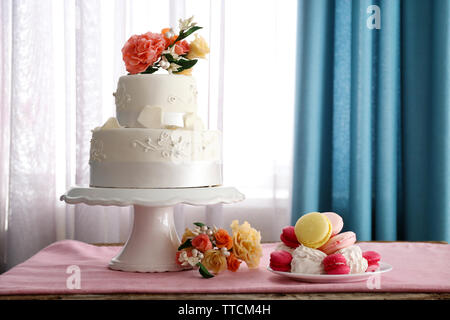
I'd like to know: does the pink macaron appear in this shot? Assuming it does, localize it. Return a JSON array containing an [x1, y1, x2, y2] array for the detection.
[[270, 250, 293, 272], [323, 253, 350, 275], [280, 226, 300, 248], [322, 212, 344, 236], [318, 231, 356, 255], [363, 251, 381, 272]]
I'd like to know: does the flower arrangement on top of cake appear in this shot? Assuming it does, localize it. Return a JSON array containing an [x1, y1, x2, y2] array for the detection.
[[122, 16, 209, 75]]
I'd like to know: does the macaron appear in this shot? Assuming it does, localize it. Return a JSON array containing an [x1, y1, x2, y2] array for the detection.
[[280, 226, 300, 248], [363, 251, 381, 272], [322, 253, 350, 275], [322, 212, 343, 236], [318, 231, 356, 255], [294, 212, 332, 249], [270, 250, 293, 272]]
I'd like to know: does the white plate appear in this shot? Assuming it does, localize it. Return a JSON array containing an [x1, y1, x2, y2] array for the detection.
[[267, 262, 393, 283]]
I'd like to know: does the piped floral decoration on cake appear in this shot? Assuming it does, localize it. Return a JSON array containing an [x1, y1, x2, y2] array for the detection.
[[176, 220, 262, 278], [122, 16, 210, 75]]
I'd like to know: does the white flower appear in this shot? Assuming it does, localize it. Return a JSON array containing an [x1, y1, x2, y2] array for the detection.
[[162, 46, 179, 60], [179, 15, 196, 31], [167, 62, 181, 74], [187, 256, 200, 267], [178, 250, 201, 267], [220, 247, 230, 257], [193, 226, 202, 234], [159, 56, 170, 70]]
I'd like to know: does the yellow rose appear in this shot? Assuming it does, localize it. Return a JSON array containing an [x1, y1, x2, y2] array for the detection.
[[230, 220, 262, 268], [187, 35, 210, 60], [181, 228, 196, 243], [201, 249, 227, 274]]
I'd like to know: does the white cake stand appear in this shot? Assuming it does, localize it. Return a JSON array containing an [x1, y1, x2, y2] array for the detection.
[[60, 186, 244, 272]]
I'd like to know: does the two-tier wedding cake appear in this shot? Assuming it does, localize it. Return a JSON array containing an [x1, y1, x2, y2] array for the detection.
[[89, 17, 222, 188]]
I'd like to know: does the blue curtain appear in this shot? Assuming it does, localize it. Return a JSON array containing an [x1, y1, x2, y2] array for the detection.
[[291, 0, 449, 241]]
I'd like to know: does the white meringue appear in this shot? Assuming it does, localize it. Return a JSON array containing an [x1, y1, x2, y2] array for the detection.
[[291, 245, 327, 274], [337, 245, 368, 274]]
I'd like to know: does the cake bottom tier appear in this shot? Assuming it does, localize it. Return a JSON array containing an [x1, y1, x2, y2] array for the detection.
[[90, 161, 222, 188]]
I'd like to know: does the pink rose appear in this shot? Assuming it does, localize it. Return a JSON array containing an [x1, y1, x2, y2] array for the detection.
[[122, 32, 166, 74], [174, 40, 190, 56], [280, 226, 300, 248], [191, 234, 213, 252]]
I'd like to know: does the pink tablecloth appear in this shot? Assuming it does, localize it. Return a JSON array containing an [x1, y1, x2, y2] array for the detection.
[[0, 240, 449, 295]]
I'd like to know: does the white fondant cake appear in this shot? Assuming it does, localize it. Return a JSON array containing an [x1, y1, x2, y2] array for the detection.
[[89, 74, 222, 188]]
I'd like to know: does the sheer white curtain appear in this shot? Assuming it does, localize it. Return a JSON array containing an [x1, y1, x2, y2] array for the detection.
[[0, 0, 297, 272]]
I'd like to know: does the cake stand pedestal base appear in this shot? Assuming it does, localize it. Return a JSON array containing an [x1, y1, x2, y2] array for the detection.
[[109, 205, 181, 272], [60, 186, 244, 272]]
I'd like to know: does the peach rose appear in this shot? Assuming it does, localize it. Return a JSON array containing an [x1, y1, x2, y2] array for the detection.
[[122, 32, 166, 74], [174, 40, 190, 56], [226, 252, 241, 272], [230, 220, 262, 268], [202, 249, 227, 274], [191, 234, 213, 252], [214, 229, 233, 250]]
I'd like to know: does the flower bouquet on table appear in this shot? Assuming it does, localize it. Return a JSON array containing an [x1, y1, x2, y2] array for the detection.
[[122, 16, 210, 75], [176, 220, 262, 278]]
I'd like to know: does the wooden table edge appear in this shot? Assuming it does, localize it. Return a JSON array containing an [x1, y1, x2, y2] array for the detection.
[[0, 292, 449, 300]]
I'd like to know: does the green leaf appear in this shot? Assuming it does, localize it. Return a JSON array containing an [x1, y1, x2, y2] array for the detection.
[[193, 222, 205, 227], [180, 26, 202, 39], [163, 54, 197, 69], [176, 58, 197, 69], [163, 53, 177, 63], [177, 239, 192, 250], [141, 65, 159, 74], [197, 262, 214, 279], [170, 26, 202, 47]]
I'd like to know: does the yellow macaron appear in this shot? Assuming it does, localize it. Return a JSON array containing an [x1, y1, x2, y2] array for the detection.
[[294, 212, 332, 249]]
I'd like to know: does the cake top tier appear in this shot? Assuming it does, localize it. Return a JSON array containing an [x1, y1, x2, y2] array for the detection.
[[114, 74, 199, 128]]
